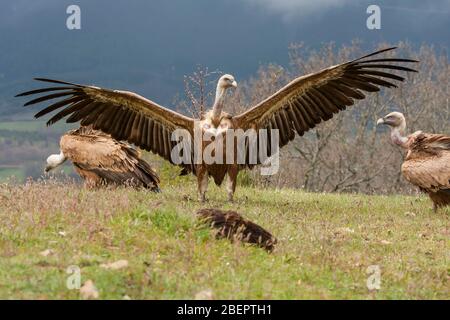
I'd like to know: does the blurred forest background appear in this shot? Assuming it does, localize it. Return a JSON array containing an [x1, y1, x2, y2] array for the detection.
[[1, 42, 448, 194], [1, 1, 449, 193]]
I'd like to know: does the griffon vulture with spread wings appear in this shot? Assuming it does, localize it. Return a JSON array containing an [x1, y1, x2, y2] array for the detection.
[[17, 47, 417, 202], [44, 126, 160, 191], [377, 112, 450, 211]]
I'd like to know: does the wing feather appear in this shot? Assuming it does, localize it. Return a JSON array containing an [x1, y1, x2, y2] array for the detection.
[[233, 47, 417, 167], [402, 134, 450, 192], [17, 80, 194, 164], [61, 128, 160, 190]]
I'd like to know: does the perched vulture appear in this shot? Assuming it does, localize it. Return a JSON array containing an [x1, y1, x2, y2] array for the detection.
[[16, 47, 417, 202], [377, 112, 450, 211], [45, 126, 160, 191], [197, 208, 277, 252]]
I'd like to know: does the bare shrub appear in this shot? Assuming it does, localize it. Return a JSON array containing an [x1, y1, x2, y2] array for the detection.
[[174, 66, 221, 118]]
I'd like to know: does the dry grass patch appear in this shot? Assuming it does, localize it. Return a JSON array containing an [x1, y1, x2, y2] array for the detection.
[[0, 180, 448, 299]]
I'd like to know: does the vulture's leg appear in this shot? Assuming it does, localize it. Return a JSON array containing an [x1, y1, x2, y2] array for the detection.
[[197, 168, 209, 202], [84, 177, 97, 189], [226, 166, 238, 202], [432, 202, 438, 213], [429, 193, 438, 212]]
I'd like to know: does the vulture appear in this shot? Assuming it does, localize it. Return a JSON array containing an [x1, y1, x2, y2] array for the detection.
[[16, 47, 417, 202], [197, 208, 277, 252], [45, 126, 160, 191], [377, 112, 450, 211]]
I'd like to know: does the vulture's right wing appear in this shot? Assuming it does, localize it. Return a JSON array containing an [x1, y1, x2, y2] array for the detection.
[[17, 79, 195, 165], [402, 133, 450, 192], [234, 47, 418, 165]]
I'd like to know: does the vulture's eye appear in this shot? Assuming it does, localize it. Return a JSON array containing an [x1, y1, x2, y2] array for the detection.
[[203, 123, 211, 129]]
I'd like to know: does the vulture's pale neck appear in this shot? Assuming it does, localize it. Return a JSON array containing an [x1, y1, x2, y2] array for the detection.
[[46, 151, 67, 170], [390, 121, 408, 148], [211, 84, 227, 124]]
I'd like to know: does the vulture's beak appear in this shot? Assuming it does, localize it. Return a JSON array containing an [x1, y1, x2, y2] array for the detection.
[[376, 118, 385, 125], [231, 80, 237, 88], [44, 166, 51, 173]]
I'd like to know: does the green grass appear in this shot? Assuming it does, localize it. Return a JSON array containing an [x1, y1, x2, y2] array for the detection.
[[0, 121, 72, 132], [0, 179, 448, 299], [0, 167, 25, 181]]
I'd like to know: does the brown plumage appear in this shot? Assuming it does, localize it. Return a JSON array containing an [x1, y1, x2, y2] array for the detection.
[[197, 208, 277, 252], [45, 126, 160, 191], [16, 47, 417, 201], [377, 112, 450, 211]]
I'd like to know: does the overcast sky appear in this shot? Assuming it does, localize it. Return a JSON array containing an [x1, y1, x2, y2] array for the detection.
[[0, 0, 449, 117]]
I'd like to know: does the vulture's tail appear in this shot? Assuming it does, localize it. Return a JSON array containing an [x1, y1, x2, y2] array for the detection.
[[135, 157, 161, 192], [93, 146, 161, 192], [90, 164, 161, 192]]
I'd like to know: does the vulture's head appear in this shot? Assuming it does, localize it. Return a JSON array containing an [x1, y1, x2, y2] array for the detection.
[[377, 112, 406, 129], [377, 111, 409, 147], [45, 152, 67, 172], [217, 74, 237, 89]]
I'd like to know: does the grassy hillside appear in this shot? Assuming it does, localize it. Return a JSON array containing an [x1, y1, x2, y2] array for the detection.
[[0, 178, 448, 299], [0, 120, 78, 182]]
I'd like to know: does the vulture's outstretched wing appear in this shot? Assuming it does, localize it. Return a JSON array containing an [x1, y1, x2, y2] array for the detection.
[[402, 133, 450, 193], [61, 127, 160, 190], [17, 79, 195, 165], [234, 47, 418, 165]]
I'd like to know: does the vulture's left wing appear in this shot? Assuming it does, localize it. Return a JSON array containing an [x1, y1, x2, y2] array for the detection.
[[233, 47, 418, 164]]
